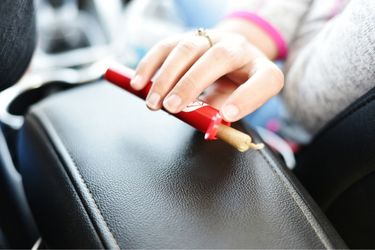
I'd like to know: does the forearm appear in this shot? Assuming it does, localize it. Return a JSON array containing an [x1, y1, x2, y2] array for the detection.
[[283, 0, 375, 134], [217, 19, 278, 60]]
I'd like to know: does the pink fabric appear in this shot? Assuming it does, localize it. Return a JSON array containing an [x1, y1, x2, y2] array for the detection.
[[328, 0, 345, 19], [226, 11, 288, 60]]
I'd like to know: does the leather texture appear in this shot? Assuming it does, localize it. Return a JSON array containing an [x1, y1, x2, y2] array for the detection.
[[18, 82, 346, 249], [295, 87, 375, 249]]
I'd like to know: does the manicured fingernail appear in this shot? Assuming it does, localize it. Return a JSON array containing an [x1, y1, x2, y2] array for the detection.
[[146, 92, 161, 109], [164, 94, 182, 113], [130, 75, 144, 90], [222, 104, 239, 121]]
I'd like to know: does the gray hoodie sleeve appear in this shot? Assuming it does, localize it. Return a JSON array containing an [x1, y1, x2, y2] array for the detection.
[[227, 0, 374, 134], [0, 0, 36, 90], [283, 0, 375, 134]]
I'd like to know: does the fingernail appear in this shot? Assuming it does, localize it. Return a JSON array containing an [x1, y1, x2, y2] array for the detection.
[[146, 92, 161, 109], [222, 104, 239, 121], [130, 75, 144, 90], [164, 94, 182, 113]]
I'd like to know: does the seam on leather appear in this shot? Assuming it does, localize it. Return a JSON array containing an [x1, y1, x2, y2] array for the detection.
[[257, 149, 334, 249], [29, 112, 121, 249], [26, 115, 105, 249], [322, 153, 375, 212], [326, 160, 375, 213]]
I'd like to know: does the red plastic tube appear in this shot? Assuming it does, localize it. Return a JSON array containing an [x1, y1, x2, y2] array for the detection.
[[105, 65, 231, 140]]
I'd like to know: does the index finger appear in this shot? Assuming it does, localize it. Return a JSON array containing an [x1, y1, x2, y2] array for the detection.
[[131, 36, 182, 90]]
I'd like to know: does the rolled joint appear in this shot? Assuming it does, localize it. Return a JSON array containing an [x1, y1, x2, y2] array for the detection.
[[216, 124, 264, 152]]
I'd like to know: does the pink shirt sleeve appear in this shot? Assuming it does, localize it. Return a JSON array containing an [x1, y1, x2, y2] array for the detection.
[[225, 0, 314, 60], [226, 11, 288, 60]]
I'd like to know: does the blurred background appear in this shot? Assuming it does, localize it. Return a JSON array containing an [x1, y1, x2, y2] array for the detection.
[[33, 0, 229, 71]]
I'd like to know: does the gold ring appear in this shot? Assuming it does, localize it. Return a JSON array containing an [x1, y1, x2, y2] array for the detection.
[[196, 28, 213, 48]]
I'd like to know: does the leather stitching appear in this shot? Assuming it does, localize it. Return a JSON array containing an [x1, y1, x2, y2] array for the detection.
[[60, 146, 121, 249], [31, 112, 121, 249], [26, 115, 107, 248], [257, 149, 333, 249]]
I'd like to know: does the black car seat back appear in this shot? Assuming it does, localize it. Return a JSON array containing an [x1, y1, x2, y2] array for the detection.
[[295, 87, 375, 248]]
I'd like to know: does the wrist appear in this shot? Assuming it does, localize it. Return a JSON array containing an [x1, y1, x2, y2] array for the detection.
[[217, 12, 287, 60]]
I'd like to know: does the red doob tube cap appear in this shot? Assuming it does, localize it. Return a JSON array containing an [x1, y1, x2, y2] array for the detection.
[[104, 65, 231, 140]]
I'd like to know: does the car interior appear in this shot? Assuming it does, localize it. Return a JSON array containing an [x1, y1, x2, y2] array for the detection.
[[0, 0, 374, 249]]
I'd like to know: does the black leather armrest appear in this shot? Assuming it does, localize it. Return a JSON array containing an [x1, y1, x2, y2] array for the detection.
[[17, 82, 345, 248]]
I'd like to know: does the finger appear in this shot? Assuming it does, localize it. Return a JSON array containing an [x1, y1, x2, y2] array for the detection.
[[131, 36, 181, 90], [146, 36, 214, 110], [220, 58, 284, 122], [163, 37, 250, 113], [199, 77, 238, 109]]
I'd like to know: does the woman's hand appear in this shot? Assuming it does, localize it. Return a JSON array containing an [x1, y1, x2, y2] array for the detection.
[[131, 29, 284, 122]]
